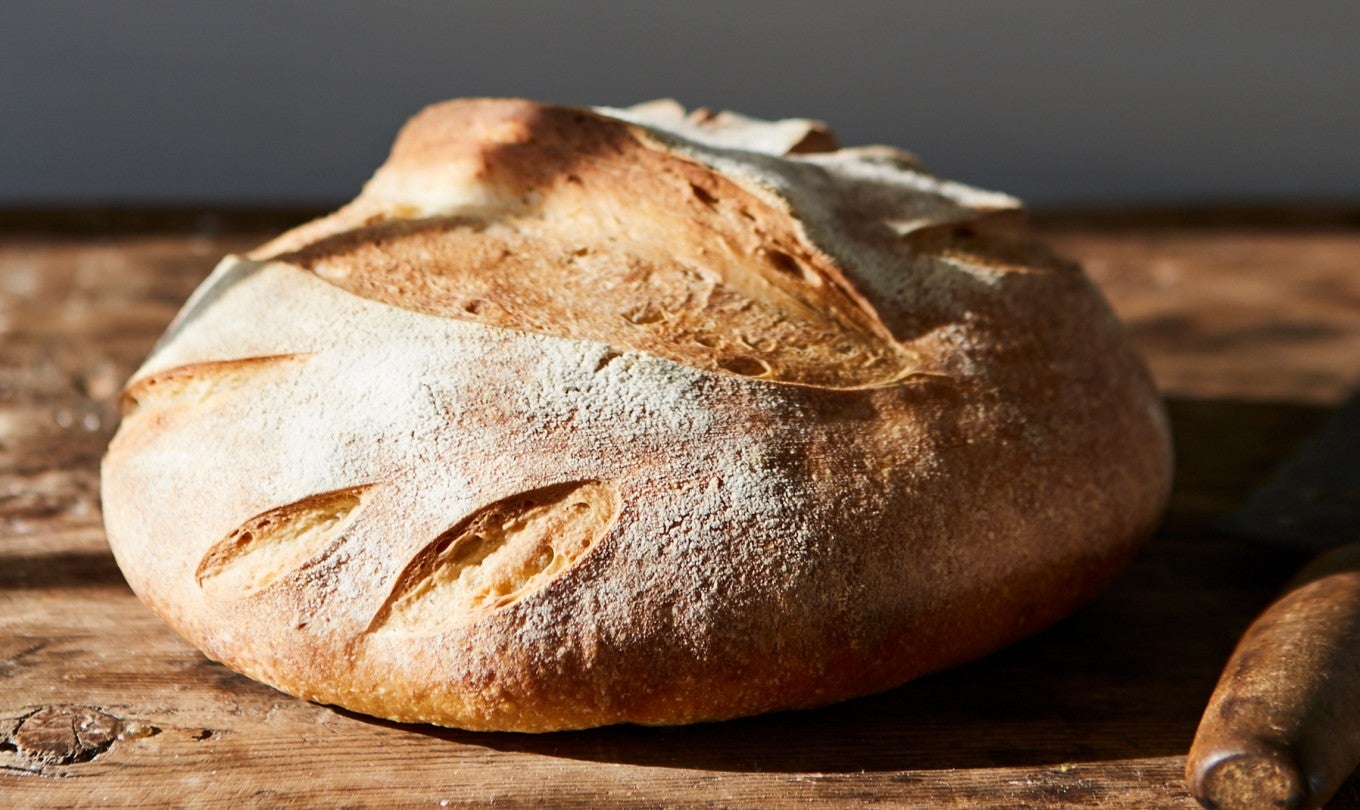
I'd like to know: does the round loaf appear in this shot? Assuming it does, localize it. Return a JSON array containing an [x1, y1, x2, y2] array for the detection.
[[101, 99, 1172, 732]]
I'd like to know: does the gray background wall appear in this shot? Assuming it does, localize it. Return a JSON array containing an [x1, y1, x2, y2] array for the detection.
[[3, 1, 1357, 207]]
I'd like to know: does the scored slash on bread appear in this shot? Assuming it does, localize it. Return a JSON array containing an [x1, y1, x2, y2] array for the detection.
[[255, 102, 909, 389], [369, 480, 620, 635], [101, 99, 1172, 732]]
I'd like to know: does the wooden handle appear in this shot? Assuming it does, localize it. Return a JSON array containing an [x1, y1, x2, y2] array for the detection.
[[1187, 542, 1360, 810]]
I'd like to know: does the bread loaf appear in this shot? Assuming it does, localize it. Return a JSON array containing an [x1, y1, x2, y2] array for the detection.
[[101, 99, 1172, 732]]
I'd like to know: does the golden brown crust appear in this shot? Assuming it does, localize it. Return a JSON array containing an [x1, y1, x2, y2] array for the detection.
[[254, 101, 908, 389], [101, 99, 1172, 732]]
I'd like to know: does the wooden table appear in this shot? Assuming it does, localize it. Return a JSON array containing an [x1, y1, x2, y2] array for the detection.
[[3, 210, 1359, 807]]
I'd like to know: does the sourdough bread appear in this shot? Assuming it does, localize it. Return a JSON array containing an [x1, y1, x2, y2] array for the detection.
[[101, 99, 1172, 732]]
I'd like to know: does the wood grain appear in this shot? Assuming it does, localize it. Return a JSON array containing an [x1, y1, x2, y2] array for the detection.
[[2, 216, 1359, 807]]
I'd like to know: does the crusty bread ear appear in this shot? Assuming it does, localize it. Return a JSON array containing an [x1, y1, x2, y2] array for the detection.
[[251, 100, 917, 389], [254, 102, 907, 389], [102, 99, 1171, 732]]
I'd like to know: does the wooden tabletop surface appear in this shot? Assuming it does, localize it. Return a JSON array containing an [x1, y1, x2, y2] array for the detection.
[[2, 210, 1359, 807]]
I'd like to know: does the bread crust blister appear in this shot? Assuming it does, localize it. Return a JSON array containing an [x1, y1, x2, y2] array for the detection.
[[101, 99, 1172, 731]]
